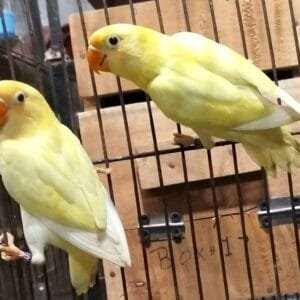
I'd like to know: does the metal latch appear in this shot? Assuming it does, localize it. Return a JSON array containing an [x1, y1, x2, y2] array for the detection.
[[140, 212, 185, 244], [258, 196, 300, 228]]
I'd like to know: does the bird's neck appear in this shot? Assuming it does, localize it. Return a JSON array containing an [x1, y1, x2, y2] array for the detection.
[[0, 112, 58, 140], [112, 34, 170, 90]]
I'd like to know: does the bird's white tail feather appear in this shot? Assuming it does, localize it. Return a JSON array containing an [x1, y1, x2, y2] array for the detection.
[[43, 189, 131, 267]]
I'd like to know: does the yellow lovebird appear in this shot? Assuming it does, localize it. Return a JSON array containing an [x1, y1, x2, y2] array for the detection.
[[87, 24, 300, 176], [0, 80, 131, 294]]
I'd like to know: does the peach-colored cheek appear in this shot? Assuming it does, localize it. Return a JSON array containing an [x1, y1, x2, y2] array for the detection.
[[0, 98, 8, 126]]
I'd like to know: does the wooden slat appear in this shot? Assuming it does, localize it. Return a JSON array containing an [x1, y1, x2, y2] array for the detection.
[[69, 0, 300, 98], [110, 215, 300, 299], [85, 77, 300, 299], [79, 78, 300, 190]]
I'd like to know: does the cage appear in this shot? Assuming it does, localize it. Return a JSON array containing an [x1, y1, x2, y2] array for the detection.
[[0, 0, 300, 299]]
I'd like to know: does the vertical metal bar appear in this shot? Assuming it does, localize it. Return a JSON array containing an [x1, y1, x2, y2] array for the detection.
[[115, 77, 153, 300], [0, 1, 52, 299], [146, 1, 181, 298], [45, 0, 60, 52], [206, 150, 229, 299], [231, 145, 255, 299], [180, 0, 191, 31], [153, 0, 165, 34], [127, 0, 136, 25], [145, 95, 180, 299], [46, 0, 77, 130], [287, 0, 300, 273], [207, 1, 229, 298], [262, 169, 281, 297], [124, 1, 159, 298], [260, 0, 300, 296], [23, 0, 45, 64], [76, 0, 114, 196], [288, 0, 300, 66], [22, 0, 46, 94], [177, 1, 204, 299], [76, 1, 126, 299], [235, 0, 249, 58], [98, 2, 129, 297], [233, 2, 256, 298]]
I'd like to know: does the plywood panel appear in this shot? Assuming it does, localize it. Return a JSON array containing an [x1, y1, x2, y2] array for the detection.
[[113, 215, 300, 299], [86, 89, 300, 299], [79, 78, 300, 191], [69, 0, 300, 98]]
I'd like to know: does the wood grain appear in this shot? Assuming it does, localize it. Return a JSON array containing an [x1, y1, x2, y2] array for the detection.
[[70, 2, 300, 298], [87, 78, 300, 299], [69, 0, 300, 98]]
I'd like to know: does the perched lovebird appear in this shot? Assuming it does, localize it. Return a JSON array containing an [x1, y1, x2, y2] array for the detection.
[[0, 81, 131, 294], [87, 24, 300, 176]]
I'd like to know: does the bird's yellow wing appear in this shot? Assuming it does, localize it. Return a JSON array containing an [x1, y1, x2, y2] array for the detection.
[[147, 64, 280, 131], [172, 32, 300, 115], [0, 124, 106, 232]]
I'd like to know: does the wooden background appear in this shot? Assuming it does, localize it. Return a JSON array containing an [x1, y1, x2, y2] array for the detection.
[[69, 0, 300, 299], [0, 0, 299, 299]]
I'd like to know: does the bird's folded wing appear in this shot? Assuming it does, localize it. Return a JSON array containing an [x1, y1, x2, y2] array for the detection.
[[42, 189, 131, 267], [2, 126, 106, 231], [234, 105, 299, 131], [172, 31, 300, 114]]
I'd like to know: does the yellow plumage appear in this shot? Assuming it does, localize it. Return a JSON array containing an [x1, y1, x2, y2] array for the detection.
[[0, 80, 131, 294], [87, 23, 300, 176]]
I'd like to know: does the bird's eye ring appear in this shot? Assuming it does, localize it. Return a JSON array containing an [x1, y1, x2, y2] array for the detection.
[[106, 35, 120, 48], [13, 91, 26, 104]]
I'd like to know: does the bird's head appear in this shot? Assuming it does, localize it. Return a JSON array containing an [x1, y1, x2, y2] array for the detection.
[[0, 80, 53, 134], [87, 23, 164, 88]]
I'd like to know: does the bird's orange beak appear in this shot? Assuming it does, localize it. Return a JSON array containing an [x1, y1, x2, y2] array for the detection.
[[0, 98, 8, 126], [87, 45, 110, 73]]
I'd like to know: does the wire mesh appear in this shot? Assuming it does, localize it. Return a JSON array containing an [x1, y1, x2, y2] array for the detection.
[[0, 0, 299, 299]]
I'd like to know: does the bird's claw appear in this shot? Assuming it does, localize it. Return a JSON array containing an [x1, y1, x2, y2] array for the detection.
[[0, 232, 25, 261], [96, 167, 111, 175], [173, 133, 199, 147]]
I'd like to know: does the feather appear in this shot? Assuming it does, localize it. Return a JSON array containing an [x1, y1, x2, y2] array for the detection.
[[235, 105, 298, 131], [42, 189, 131, 267]]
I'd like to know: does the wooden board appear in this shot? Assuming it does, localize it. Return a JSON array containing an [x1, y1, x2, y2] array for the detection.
[[78, 77, 300, 189], [101, 215, 300, 299], [82, 77, 300, 299], [69, 0, 300, 98]]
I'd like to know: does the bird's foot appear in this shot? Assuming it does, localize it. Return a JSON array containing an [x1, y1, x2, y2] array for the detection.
[[95, 167, 111, 175], [0, 232, 27, 261], [173, 133, 200, 147]]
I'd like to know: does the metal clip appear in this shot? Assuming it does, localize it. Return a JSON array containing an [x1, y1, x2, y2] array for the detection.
[[258, 196, 300, 228], [140, 212, 185, 245]]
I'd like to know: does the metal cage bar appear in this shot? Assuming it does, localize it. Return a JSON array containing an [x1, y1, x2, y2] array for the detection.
[[0, 0, 300, 299], [287, 0, 300, 273]]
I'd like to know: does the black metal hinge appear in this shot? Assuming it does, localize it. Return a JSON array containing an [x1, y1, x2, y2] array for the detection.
[[258, 196, 300, 228], [139, 212, 185, 245]]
